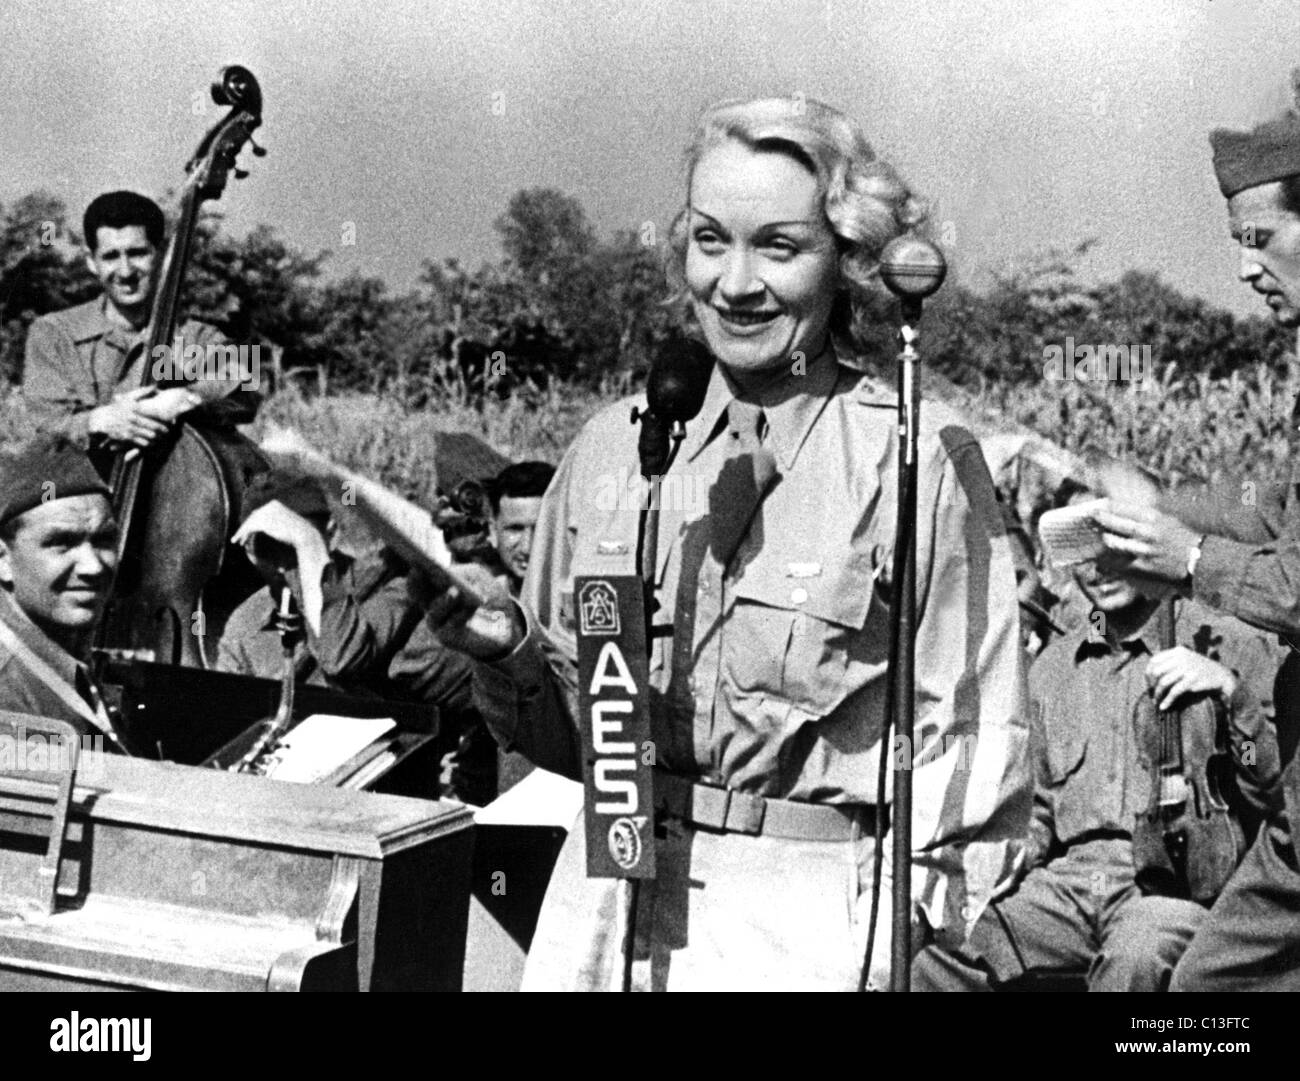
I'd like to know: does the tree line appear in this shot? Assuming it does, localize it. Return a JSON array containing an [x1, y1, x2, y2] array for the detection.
[[0, 189, 1291, 406]]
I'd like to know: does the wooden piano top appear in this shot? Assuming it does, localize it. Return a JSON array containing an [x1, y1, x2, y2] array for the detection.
[[1, 751, 471, 860]]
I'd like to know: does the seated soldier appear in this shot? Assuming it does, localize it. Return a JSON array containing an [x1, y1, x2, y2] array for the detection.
[[484, 461, 556, 597], [432, 460, 558, 797], [406, 462, 557, 799], [913, 507, 1282, 992], [217, 470, 424, 690], [217, 469, 490, 802], [0, 435, 131, 752]]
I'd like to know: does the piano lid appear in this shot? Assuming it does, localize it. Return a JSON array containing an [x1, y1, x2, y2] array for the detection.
[[0, 750, 471, 860]]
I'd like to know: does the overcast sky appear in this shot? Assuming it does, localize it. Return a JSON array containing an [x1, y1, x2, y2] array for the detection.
[[4, 0, 1299, 316]]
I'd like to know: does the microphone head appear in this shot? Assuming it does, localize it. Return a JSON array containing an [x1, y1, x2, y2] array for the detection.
[[879, 235, 947, 300], [646, 334, 714, 424]]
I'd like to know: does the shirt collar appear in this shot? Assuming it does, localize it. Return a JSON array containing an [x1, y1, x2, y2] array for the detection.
[[84, 295, 143, 352], [683, 347, 839, 472], [1073, 601, 1168, 661], [0, 590, 87, 687]]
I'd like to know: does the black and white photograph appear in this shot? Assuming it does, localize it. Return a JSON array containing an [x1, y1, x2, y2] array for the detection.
[[0, 0, 1297, 1046]]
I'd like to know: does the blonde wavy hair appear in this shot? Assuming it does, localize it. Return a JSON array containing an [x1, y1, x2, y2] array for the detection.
[[665, 96, 928, 345]]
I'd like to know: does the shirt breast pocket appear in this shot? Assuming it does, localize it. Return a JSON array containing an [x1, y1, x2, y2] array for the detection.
[[729, 553, 881, 716]]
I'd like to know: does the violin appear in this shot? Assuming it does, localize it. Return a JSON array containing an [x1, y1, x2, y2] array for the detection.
[[1132, 597, 1245, 904], [94, 67, 270, 669]]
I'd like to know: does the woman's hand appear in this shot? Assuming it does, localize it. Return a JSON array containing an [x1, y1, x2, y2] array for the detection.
[[410, 561, 525, 662]]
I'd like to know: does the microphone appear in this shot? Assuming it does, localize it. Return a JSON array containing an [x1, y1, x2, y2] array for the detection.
[[879, 236, 947, 321], [637, 335, 714, 479], [646, 334, 714, 425]]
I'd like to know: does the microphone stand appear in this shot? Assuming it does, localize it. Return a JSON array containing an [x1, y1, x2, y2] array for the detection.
[[615, 408, 688, 992], [235, 584, 302, 774], [861, 236, 946, 992]]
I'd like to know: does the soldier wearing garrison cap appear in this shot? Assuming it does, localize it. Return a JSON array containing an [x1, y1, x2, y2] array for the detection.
[[0, 435, 129, 750], [1087, 75, 1300, 991]]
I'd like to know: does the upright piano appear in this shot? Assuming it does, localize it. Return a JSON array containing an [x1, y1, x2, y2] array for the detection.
[[0, 714, 474, 991]]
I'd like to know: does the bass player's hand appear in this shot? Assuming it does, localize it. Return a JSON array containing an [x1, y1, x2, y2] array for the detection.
[[87, 387, 172, 447]]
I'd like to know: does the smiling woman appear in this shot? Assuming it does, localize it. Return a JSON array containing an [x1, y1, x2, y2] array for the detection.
[[667, 97, 926, 371], [420, 95, 1031, 991]]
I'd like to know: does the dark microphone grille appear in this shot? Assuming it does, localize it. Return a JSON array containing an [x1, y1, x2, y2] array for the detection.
[[646, 334, 714, 424]]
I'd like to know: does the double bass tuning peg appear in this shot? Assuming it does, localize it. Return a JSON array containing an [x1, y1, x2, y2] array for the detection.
[[235, 139, 265, 180]]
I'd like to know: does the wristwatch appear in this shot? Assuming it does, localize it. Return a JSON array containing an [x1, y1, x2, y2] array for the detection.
[[1186, 533, 1207, 582]]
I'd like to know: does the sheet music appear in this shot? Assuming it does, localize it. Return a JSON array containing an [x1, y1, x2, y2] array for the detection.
[[261, 714, 397, 784]]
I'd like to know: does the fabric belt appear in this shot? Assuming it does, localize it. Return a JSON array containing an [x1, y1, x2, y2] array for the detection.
[[654, 771, 881, 842]]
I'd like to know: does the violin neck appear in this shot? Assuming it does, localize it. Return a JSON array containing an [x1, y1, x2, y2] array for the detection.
[[1157, 595, 1176, 651], [1151, 596, 1186, 780]]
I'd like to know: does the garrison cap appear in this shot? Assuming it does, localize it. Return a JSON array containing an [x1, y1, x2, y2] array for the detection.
[[1211, 72, 1300, 198], [0, 435, 112, 527]]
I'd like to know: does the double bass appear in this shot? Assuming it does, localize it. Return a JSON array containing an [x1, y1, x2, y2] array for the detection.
[[94, 66, 270, 669], [1132, 597, 1246, 904]]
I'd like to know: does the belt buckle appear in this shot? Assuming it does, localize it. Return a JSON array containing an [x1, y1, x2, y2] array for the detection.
[[724, 790, 766, 835], [691, 783, 730, 830]]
